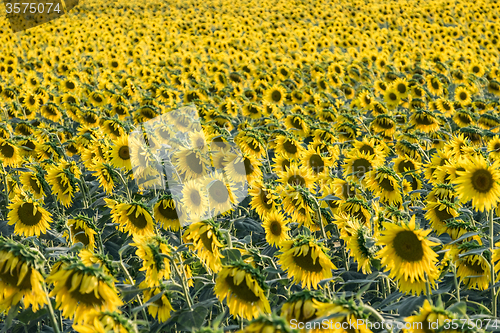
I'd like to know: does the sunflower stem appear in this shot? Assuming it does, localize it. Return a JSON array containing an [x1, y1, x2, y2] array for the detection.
[[119, 251, 150, 328], [173, 253, 193, 310], [117, 171, 132, 201], [489, 208, 497, 317], [310, 194, 327, 240], [452, 263, 460, 302], [425, 273, 431, 302], [1, 164, 9, 207], [42, 283, 61, 333]]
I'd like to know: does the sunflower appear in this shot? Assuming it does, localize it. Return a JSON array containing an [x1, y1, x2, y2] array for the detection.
[[109, 136, 132, 171], [451, 242, 491, 290], [7, 196, 52, 237], [366, 167, 403, 206], [19, 170, 46, 200], [46, 161, 81, 207], [79, 250, 114, 276], [343, 150, 383, 184], [409, 109, 441, 133], [237, 315, 295, 333], [73, 311, 137, 333], [92, 163, 117, 195], [312, 298, 373, 333], [370, 115, 397, 137], [181, 179, 209, 222], [278, 164, 315, 191], [340, 198, 372, 227], [109, 201, 155, 237], [424, 200, 460, 235], [204, 171, 238, 216], [453, 154, 500, 212], [0, 139, 22, 167], [281, 291, 327, 333], [0, 238, 47, 314], [140, 282, 174, 323], [47, 261, 123, 323], [214, 262, 270, 320], [301, 147, 333, 179], [342, 219, 376, 274], [173, 148, 210, 181], [264, 85, 286, 106], [66, 215, 97, 251], [383, 87, 400, 109], [488, 136, 500, 160], [249, 181, 279, 218], [403, 300, 454, 333], [285, 114, 309, 137], [454, 85, 472, 105], [427, 75, 444, 96], [262, 209, 289, 246], [274, 135, 303, 160], [154, 195, 184, 231], [223, 152, 262, 185], [131, 235, 172, 286], [376, 216, 439, 295], [184, 219, 225, 273], [278, 236, 336, 290]]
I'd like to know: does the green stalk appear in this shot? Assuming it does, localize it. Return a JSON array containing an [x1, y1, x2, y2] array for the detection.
[[173, 253, 193, 310], [452, 263, 460, 302], [489, 209, 497, 317], [42, 283, 61, 333]]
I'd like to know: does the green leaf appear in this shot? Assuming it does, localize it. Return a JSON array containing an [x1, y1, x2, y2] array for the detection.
[[221, 248, 241, 264], [447, 231, 479, 245], [177, 307, 209, 331], [447, 302, 467, 315]]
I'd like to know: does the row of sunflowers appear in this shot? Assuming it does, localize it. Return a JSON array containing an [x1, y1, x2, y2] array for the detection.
[[1, 0, 500, 331]]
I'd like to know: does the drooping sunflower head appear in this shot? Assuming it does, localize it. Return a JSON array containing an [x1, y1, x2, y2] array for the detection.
[[312, 297, 372, 333], [154, 195, 184, 231], [424, 200, 460, 236], [237, 314, 296, 333], [0, 237, 47, 314], [249, 181, 279, 218], [47, 262, 123, 323], [183, 219, 224, 273], [214, 262, 270, 320], [73, 311, 137, 333], [66, 215, 97, 251], [111, 201, 155, 237], [131, 235, 172, 286], [278, 236, 336, 290]]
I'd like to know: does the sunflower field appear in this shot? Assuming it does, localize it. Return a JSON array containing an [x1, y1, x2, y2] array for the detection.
[[1, 0, 500, 331]]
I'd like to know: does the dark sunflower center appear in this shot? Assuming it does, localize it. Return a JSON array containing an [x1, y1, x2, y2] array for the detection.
[[398, 160, 415, 173], [260, 189, 274, 210], [388, 92, 398, 101], [186, 151, 203, 174], [283, 139, 298, 154], [118, 146, 130, 160], [71, 225, 90, 246], [18, 202, 43, 226], [225, 274, 261, 302], [292, 248, 323, 273], [434, 206, 454, 222], [291, 117, 303, 130], [431, 80, 440, 89], [309, 154, 324, 173], [200, 230, 214, 253], [0, 263, 32, 290], [459, 92, 467, 100], [464, 258, 485, 274], [416, 115, 434, 125], [158, 201, 181, 220], [471, 169, 493, 193], [127, 207, 149, 229], [377, 119, 394, 129], [271, 90, 282, 102], [351, 158, 371, 178], [359, 144, 374, 155], [209, 180, 229, 203], [379, 177, 395, 191], [189, 190, 202, 206], [397, 83, 407, 94], [66, 273, 105, 305], [29, 176, 41, 194], [269, 220, 282, 236], [0, 142, 15, 158], [288, 175, 306, 187], [392, 230, 424, 262]]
